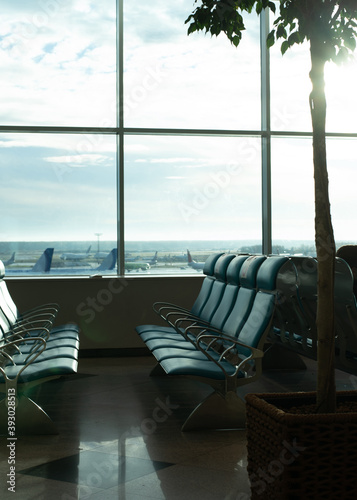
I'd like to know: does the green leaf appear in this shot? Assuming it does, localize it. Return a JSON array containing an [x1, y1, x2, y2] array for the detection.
[[281, 40, 290, 55], [232, 35, 240, 47], [268, 2, 276, 14], [288, 30, 301, 46], [187, 23, 197, 35], [276, 24, 287, 40], [266, 29, 276, 49]]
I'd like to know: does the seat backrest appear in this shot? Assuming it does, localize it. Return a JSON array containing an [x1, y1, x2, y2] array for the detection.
[[336, 245, 357, 272], [0, 280, 14, 345], [0, 307, 12, 340], [272, 255, 357, 372], [221, 255, 266, 339], [202, 252, 224, 276], [0, 261, 5, 279], [0, 261, 19, 329], [239, 255, 267, 289], [334, 257, 357, 373], [237, 256, 288, 356], [292, 256, 318, 329], [190, 252, 224, 317], [208, 255, 248, 331], [334, 256, 355, 307], [0, 282, 18, 326], [269, 256, 318, 357], [198, 253, 236, 323]]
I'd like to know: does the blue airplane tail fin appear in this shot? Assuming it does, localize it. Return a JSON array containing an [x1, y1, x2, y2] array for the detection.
[[4, 252, 15, 266], [97, 249, 117, 271], [32, 248, 54, 272]]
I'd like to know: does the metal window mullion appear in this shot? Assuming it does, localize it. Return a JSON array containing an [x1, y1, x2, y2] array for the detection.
[[117, 0, 125, 275], [260, 8, 272, 255]]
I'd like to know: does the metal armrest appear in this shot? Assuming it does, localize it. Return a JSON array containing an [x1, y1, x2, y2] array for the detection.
[[0, 336, 47, 383], [8, 318, 52, 336], [196, 333, 263, 378], [13, 312, 56, 330], [5, 325, 51, 349], [153, 301, 191, 318], [19, 303, 59, 318]]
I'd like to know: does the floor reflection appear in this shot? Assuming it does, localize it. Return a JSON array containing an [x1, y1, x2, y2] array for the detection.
[[0, 355, 354, 499]]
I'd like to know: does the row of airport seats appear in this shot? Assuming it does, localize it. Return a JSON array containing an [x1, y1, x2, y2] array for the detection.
[[0, 260, 80, 435], [136, 252, 293, 431], [270, 254, 357, 375], [136, 252, 357, 430]]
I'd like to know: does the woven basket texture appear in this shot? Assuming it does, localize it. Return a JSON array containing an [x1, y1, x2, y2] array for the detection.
[[245, 391, 357, 500]]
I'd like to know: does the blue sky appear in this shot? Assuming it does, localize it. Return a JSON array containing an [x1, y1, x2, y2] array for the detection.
[[0, 1, 356, 244]]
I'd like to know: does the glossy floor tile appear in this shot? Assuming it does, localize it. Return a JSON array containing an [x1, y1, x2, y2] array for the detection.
[[1, 354, 356, 499]]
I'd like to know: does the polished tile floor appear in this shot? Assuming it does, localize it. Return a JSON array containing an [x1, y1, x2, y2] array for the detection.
[[1, 354, 356, 499]]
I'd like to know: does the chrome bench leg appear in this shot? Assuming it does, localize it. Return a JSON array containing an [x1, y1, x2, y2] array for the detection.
[[0, 394, 58, 436], [182, 391, 246, 431]]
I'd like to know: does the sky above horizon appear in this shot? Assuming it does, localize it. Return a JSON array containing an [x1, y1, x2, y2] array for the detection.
[[0, 0, 356, 245]]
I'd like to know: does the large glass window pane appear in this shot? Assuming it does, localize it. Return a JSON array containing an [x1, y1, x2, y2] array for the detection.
[[0, 0, 116, 126], [124, 135, 262, 273], [272, 138, 357, 256], [124, 0, 261, 130], [270, 40, 312, 133], [0, 133, 117, 275], [271, 138, 315, 255], [327, 138, 357, 244], [325, 60, 357, 134], [270, 18, 357, 134]]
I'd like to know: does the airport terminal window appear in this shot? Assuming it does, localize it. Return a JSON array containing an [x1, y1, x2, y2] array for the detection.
[[270, 36, 312, 133], [0, 1, 356, 276], [327, 138, 357, 242], [124, 135, 262, 273], [123, 1, 260, 130], [0, 133, 117, 275], [271, 138, 315, 254], [270, 28, 357, 134], [0, 0, 116, 127]]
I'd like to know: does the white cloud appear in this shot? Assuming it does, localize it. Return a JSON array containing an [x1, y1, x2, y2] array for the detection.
[[44, 153, 110, 167]]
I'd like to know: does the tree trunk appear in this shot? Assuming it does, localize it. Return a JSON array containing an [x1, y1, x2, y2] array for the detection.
[[309, 35, 336, 413]]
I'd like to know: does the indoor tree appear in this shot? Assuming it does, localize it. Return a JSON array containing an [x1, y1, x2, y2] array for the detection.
[[185, 0, 357, 413]]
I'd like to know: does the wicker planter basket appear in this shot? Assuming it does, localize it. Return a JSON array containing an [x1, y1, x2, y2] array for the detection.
[[245, 391, 357, 500]]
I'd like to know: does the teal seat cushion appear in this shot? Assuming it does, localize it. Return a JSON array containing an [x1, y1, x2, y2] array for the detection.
[[159, 357, 241, 380]]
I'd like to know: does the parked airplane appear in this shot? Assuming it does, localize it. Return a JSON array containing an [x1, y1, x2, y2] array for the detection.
[[94, 250, 109, 259], [4, 248, 54, 275], [54, 248, 117, 275], [60, 245, 91, 261], [125, 262, 151, 272], [149, 251, 158, 265], [93, 248, 117, 272], [3, 252, 15, 266], [187, 249, 205, 271], [4, 248, 116, 276], [124, 251, 157, 268]]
